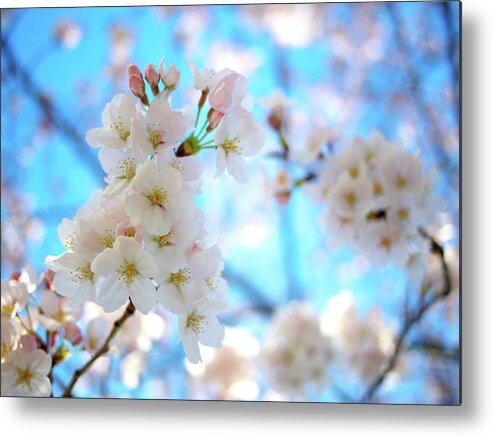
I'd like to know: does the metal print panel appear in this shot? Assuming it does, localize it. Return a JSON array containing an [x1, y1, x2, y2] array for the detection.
[[0, 1, 461, 404]]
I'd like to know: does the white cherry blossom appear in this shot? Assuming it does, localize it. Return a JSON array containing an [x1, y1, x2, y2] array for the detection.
[[178, 300, 225, 364], [91, 236, 158, 314], [86, 94, 136, 149], [131, 94, 189, 154], [125, 160, 191, 235], [1, 348, 52, 397], [214, 113, 265, 183]]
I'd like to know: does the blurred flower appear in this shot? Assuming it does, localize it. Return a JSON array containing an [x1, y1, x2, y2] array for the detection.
[[187, 327, 260, 400], [1, 348, 52, 397], [53, 20, 82, 49], [261, 301, 334, 399]]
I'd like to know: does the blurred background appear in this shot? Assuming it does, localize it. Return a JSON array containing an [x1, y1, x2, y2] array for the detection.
[[1, 2, 460, 404]]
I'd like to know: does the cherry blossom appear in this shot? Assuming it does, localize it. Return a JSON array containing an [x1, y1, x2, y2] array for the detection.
[[1, 348, 52, 397], [86, 94, 136, 149], [91, 236, 158, 313], [214, 113, 265, 183], [177, 300, 225, 364]]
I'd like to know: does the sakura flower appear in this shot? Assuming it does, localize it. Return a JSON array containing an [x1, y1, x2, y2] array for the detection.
[[1, 279, 28, 319], [36, 290, 81, 331], [209, 71, 252, 116], [145, 215, 200, 272], [188, 60, 231, 92], [329, 172, 372, 218], [1, 317, 20, 362], [156, 149, 203, 190], [125, 160, 191, 235], [98, 146, 148, 196], [189, 246, 228, 306], [382, 149, 425, 199], [91, 236, 158, 314], [178, 300, 225, 364], [214, 113, 265, 183], [131, 94, 189, 154], [358, 221, 409, 267], [47, 252, 96, 306], [158, 57, 180, 91], [86, 94, 136, 149], [156, 260, 203, 314], [1, 348, 52, 397], [84, 317, 110, 354]]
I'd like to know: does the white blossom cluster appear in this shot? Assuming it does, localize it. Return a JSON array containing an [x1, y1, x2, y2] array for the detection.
[[45, 57, 265, 364], [306, 132, 444, 268], [260, 301, 334, 398], [1, 269, 54, 396]]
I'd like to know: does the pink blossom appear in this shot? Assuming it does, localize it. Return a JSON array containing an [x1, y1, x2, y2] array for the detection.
[[208, 72, 251, 116]]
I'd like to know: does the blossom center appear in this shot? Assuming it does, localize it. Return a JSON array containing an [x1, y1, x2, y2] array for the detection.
[[348, 165, 359, 178], [15, 367, 33, 389], [374, 182, 383, 196], [397, 208, 409, 221], [118, 261, 138, 285], [110, 116, 130, 141], [186, 313, 207, 333], [170, 268, 190, 287], [148, 126, 166, 147], [154, 233, 173, 248], [116, 157, 136, 180], [147, 186, 168, 207], [396, 175, 407, 189], [205, 274, 218, 291], [74, 266, 93, 282], [99, 233, 114, 249], [222, 137, 242, 154], [344, 191, 357, 208], [380, 237, 393, 251]]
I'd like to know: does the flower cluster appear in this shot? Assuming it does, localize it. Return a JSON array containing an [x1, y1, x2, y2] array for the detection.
[[47, 57, 264, 364], [1, 269, 64, 397], [260, 301, 334, 398], [306, 132, 444, 268]]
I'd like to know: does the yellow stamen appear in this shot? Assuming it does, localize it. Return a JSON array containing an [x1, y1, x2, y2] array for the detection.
[[344, 191, 357, 208], [186, 313, 207, 333], [110, 116, 130, 140], [147, 186, 168, 207], [99, 233, 114, 249], [116, 157, 136, 180], [380, 237, 393, 251], [118, 261, 138, 285], [15, 367, 33, 389], [170, 268, 190, 287]]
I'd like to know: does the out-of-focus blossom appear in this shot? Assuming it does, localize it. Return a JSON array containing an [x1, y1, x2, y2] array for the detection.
[[1, 348, 52, 397], [321, 290, 397, 383], [53, 19, 82, 49], [37, 290, 81, 331], [187, 327, 260, 400], [1, 279, 28, 319], [261, 301, 334, 398]]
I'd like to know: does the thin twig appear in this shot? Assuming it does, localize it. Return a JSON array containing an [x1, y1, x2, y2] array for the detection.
[[62, 301, 136, 397], [361, 228, 452, 402]]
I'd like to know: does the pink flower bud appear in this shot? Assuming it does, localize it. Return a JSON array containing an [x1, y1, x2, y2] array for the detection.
[[64, 322, 83, 346], [20, 335, 38, 353], [127, 64, 142, 79], [163, 64, 180, 89], [144, 64, 160, 86], [207, 108, 224, 130], [129, 74, 145, 98]]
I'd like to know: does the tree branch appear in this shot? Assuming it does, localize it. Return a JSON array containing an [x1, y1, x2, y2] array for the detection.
[[361, 228, 453, 402], [62, 301, 135, 397]]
